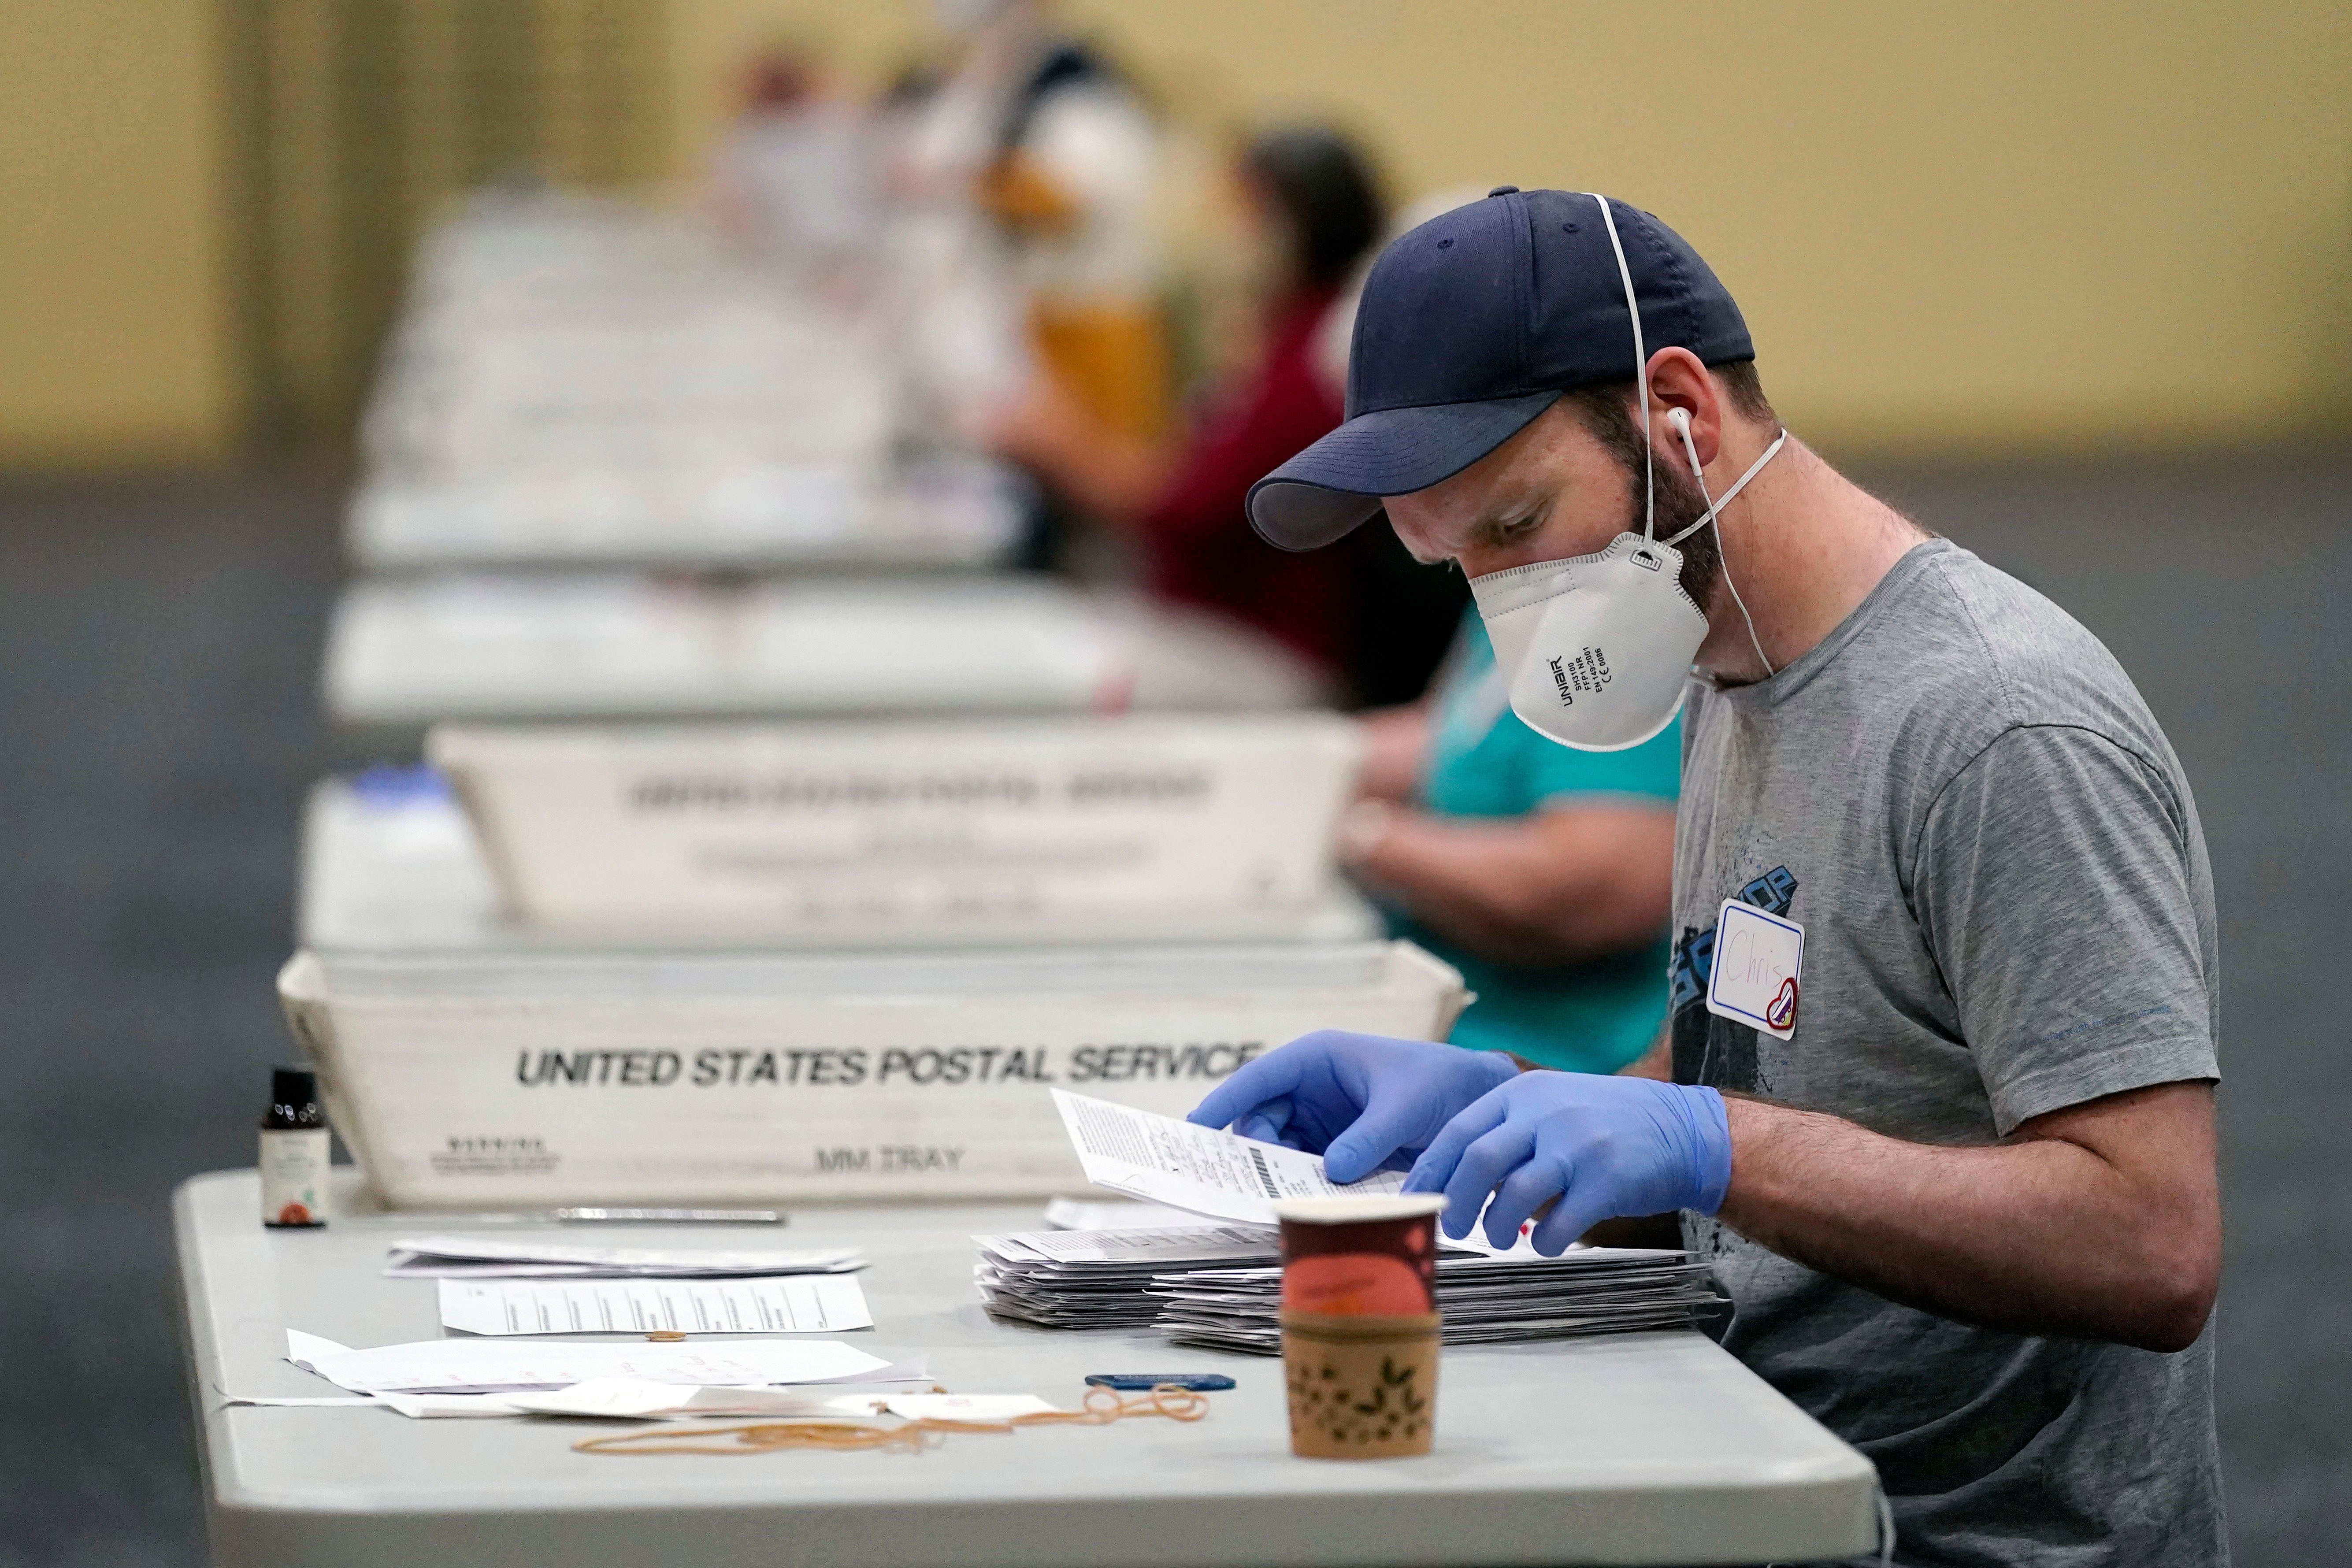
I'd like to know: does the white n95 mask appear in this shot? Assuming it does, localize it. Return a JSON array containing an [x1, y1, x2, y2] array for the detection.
[[1469, 532, 1708, 751]]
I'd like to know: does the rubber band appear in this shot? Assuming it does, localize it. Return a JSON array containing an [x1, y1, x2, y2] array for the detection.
[[574, 1383, 1210, 1457]]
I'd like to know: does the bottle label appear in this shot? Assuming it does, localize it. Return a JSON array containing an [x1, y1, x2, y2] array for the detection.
[[260, 1129, 331, 1226]]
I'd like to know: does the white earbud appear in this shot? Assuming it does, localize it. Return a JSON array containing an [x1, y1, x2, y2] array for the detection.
[[1667, 406, 1705, 478], [1660, 401, 1786, 681]]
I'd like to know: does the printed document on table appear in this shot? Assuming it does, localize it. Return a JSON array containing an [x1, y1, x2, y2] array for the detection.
[[438, 1274, 872, 1336], [388, 1235, 865, 1279], [1050, 1089, 1404, 1226], [1041, 1197, 1201, 1232], [982, 1224, 1281, 1265], [286, 1329, 895, 1394]]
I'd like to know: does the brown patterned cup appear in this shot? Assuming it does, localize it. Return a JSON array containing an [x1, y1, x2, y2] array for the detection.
[[1272, 1194, 1448, 1458], [1280, 1309, 1441, 1457]]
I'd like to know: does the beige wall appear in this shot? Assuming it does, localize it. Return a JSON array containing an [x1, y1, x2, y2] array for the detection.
[[0, 2, 2344, 469], [0, 0, 239, 470], [671, 0, 2352, 458]]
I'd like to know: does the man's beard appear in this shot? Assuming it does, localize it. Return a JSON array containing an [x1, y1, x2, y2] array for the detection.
[[1625, 455, 1721, 611]]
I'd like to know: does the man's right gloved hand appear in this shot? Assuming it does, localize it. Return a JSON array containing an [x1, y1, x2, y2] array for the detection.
[[1186, 1031, 1521, 1184]]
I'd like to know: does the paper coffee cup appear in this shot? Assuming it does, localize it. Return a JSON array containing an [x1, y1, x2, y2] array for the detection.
[[1274, 1192, 1445, 1316], [1273, 1194, 1446, 1458]]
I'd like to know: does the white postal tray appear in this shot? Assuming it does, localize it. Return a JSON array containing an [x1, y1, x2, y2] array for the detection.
[[278, 942, 1468, 1208], [298, 777, 1381, 953], [320, 578, 1328, 728], [429, 714, 1364, 931]]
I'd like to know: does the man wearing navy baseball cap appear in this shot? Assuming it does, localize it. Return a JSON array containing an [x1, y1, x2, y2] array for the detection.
[[1195, 189, 2223, 1564]]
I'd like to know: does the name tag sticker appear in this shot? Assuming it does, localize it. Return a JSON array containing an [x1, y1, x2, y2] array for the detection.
[[1705, 898, 1804, 1041]]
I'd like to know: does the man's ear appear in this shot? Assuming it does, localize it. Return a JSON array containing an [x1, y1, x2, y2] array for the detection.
[[1644, 347, 1722, 471]]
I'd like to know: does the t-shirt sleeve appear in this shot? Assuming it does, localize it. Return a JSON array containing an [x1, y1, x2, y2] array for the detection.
[[1913, 724, 2218, 1134], [1527, 710, 1682, 810]]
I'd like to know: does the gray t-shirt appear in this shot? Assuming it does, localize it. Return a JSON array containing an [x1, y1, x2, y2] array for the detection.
[[1668, 539, 2224, 1567]]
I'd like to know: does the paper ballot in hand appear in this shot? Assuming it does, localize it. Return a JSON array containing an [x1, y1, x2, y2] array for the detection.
[[1050, 1089, 1405, 1226]]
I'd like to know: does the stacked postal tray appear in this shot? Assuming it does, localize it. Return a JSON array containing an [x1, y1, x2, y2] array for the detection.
[[295, 195, 1407, 1212], [320, 576, 1330, 731], [328, 194, 1325, 733], [284, 714, 1446, 1209], [281, 942, 1468, 1209], [356, 191, 1016, 574], [301, 715, 1383, 953]]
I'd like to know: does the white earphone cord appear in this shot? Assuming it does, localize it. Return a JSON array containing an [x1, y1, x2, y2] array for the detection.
[[1589, 194, 1655, 542], [1669, 426, 1784, 679], [1589, 190, 1781, 681]]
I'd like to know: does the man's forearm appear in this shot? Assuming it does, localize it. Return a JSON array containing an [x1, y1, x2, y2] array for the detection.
[[1717, 1083, 2219, 1352], [1355, 807, 1673, 964], [1618, 1033, 1671, 1080], [1351, 705, 1430, 804]]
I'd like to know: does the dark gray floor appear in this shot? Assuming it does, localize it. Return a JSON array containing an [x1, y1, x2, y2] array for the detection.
[[0, 462, 2344, 1565]]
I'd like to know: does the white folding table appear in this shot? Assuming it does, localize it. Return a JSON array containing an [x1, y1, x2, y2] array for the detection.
[[174, 1171, 1880, 1567]]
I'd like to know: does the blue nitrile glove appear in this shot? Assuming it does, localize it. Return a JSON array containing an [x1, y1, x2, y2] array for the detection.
[[1402, 1072, 1732, 1254], [1187, 1031, 1521, 1184]]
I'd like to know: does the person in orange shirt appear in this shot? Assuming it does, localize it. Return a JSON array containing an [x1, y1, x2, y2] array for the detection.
[[898, 1, 1169, 445], [984, 127, 1463, 703]]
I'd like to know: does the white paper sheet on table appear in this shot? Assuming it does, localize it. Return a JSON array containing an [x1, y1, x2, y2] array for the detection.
[[391, 1263, 610, 1279], [1049, 1089, 1405, 1226], [985, 1224, 1281, 1266], [387, 1235, 865, 1279], [212, 1381, 520, 1417], [375, 1392, 530, 1419], [1041, 1197, 1201, 1231], [285, 1329, 891, 1394], [437, 1274, 872, 1336], [503, 1379, 895, 1421]]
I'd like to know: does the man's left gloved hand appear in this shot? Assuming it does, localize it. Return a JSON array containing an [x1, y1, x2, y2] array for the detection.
[[1402, 1071, 1734, 1254]]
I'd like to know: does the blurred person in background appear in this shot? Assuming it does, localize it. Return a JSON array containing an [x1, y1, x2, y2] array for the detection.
[[712, 44, 879, 286], [983, 126, 1463, 703], [893, 0, 1167, 459], [1341, 612, 1677, 1072]]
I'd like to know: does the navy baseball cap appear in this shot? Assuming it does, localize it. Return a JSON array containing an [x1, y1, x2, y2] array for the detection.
[[1247, 188, 1754, 551]]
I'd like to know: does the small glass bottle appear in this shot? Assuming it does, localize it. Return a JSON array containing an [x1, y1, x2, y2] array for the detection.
[[260, 1067, 330, 1228]]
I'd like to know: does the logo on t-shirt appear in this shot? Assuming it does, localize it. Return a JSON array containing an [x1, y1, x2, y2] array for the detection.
[[1669, 864, 1798, 1094]]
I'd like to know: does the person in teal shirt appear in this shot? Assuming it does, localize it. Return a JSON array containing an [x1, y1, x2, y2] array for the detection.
[[1340, 611, 1678, 1072]]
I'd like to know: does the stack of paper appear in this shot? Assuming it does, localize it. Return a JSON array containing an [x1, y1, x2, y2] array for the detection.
[[975, 1224, 1710, 1348], [1040, 1197, 1201, 1231], [1151, 1250, 1717, 1353], [386, 1235, 866, 1278], [988, 1091, 1716, 1349], [976, 1225, 1279, 1328]]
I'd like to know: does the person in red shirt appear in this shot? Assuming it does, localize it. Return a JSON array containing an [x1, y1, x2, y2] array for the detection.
[[983, 126, 1463, 704]]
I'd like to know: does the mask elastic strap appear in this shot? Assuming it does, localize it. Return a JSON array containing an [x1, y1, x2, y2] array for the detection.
[[1589, 193, 1653, 541], [1662, 429, 1787, 549], [1666, 428, 1787, 678]]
